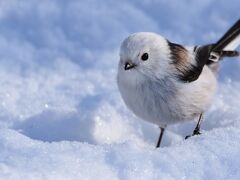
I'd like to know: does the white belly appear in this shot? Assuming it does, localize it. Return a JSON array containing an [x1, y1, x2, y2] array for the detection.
[[117, 66, 217, 127]]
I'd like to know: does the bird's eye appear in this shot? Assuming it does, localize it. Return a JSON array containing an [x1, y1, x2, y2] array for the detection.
[[141, 53, 149, 61]]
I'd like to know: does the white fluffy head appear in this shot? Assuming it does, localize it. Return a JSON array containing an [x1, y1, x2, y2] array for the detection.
[[118, 32, 173, 82]]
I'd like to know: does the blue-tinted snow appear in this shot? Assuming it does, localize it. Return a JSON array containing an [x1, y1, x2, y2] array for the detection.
[[0, 0, 239, 179]]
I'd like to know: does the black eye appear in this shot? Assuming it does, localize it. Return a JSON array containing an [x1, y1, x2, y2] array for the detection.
[[141, 53, 149, 61]]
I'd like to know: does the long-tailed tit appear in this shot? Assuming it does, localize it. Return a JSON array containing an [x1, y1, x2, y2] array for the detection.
[[117, 19, 240, 147]]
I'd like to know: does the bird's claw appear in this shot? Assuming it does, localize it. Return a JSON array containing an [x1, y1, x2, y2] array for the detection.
[[185, 129, 201, 139]]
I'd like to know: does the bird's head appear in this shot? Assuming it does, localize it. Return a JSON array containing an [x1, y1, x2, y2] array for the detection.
[[118, 32, 177, 82]]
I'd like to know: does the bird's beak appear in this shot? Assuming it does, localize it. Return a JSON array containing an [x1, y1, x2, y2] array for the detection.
[[124, 62, 136, 70]]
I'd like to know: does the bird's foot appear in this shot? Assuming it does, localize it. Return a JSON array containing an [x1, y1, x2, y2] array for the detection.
[[185, 128, 201, 139]]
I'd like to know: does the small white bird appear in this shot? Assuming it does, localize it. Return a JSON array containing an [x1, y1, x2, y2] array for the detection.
[[117, 19, 240, 147]]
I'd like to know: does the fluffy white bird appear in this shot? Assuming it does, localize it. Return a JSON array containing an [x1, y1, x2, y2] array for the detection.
[[117, 19, 240, 147]]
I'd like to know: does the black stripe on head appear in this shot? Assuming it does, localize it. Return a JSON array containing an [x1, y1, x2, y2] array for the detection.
[[168, 41, 187, 64]]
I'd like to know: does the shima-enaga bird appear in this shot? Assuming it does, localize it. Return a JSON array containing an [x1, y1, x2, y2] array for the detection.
[[117, 19, 240, 147]]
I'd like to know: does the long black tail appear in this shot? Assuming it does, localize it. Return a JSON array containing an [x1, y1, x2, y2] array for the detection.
[[209, 19, 240, 61], [213, 19, 240, 51], [184, 19, 240, 82]]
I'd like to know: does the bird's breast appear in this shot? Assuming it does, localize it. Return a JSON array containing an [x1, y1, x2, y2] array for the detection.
[[118, 76, 186, 126], [117, 66, 217, 127]]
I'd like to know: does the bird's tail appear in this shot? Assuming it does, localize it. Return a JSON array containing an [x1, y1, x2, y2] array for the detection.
[[209, 19, 240, 62], [176, 19, 240, 82]]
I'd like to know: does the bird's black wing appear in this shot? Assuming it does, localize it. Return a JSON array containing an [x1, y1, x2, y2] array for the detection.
[[168, 42, 213, 82]]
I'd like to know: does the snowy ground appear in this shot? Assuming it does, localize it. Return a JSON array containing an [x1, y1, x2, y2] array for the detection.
[[0, 0, 240, 179]]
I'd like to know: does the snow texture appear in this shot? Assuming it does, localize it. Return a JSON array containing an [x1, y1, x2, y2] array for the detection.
[[0, 0, 239, 179]]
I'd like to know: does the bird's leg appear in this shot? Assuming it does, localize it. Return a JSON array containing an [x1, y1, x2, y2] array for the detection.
[[193, 113, 203, 135], [156, 127, 165, 148], [185, 113, 203, 139]]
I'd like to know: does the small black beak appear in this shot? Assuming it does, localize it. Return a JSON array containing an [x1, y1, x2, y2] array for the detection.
[[124, 62, 136, 70]]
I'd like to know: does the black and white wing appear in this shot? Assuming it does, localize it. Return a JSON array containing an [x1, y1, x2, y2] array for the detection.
[[180, 19, 240, 82]]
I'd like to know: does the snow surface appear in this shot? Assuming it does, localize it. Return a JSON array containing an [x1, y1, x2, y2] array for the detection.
[[0, 0, 240, 179]]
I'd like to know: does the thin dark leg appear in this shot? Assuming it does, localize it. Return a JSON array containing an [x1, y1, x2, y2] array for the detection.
[[156, 127, 165, 148], [193, 113, 203, 135], [185, 113, 203, 139]]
